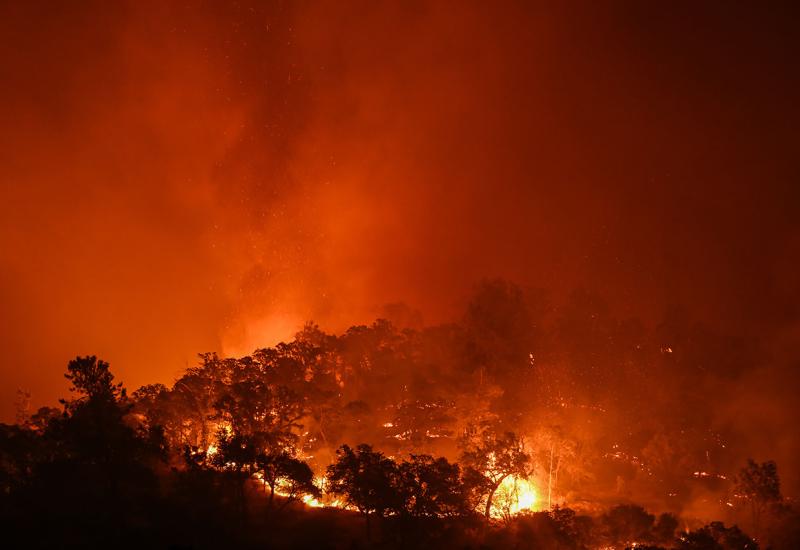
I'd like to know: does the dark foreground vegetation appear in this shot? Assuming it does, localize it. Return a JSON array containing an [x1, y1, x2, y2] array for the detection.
[[2, 281, 799, 548]]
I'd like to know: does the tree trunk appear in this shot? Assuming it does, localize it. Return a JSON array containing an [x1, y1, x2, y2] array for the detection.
[[553, 455, 561, 504], [318, 418, 330, 448], [199, 412, 208, 449], [548, 443, 554, 509], [484, 477, 506, 518], [752, 501, 761, 540]]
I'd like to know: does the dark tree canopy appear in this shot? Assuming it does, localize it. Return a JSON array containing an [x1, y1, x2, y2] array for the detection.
[[64, 355, 125, 403], [397, 454, 469, 518], [326, 444, 401, 518]]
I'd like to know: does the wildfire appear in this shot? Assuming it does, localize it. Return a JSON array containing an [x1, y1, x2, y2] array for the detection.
[[493, 475, 538, 518], [302, 494, 325, 508], [255, 474, 345, 509]]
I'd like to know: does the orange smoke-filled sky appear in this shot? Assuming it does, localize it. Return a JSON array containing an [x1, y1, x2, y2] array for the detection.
[[0, 1, 798, 419]]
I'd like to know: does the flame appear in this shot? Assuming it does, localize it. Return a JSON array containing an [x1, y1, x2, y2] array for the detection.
[[253, 474, 344, 510], [302, 492, 345, 509], [492, 475, 538, 517], [302, 494, 325, 508]]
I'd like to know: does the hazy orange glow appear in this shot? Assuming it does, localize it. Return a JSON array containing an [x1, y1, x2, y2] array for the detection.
[[0, 2, 798, 502]]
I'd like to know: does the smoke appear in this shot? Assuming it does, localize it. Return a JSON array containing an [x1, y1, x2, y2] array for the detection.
[[0, 0, 798, 455]]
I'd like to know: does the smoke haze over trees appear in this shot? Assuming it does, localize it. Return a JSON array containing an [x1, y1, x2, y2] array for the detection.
[[1, 1, 798, 434], [1, 0, 799, 548]]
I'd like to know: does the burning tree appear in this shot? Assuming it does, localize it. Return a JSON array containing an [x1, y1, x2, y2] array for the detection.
[[460, 429, 532, 518]]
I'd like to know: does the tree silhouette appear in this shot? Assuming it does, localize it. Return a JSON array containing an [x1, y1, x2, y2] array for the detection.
[[397, 454, 469, 518], [63, 355, 126, 404], [653, 512, 679, 546], [734, 459, 781, 538], [17, 357, 165, 547], [214, 379, 303, 451], [460, 429, 531, 518], [257, 451, 319, 510], [210, 428, 259, 521], [463, 279, 534, 386], [170, 372, 219, 449], [326, 444, 402, 539]]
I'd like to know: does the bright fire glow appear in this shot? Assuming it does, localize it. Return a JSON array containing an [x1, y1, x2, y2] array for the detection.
[[302, 494, 325, 508], [252, 473, 341, 509], [492, 475, 538, 518]]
